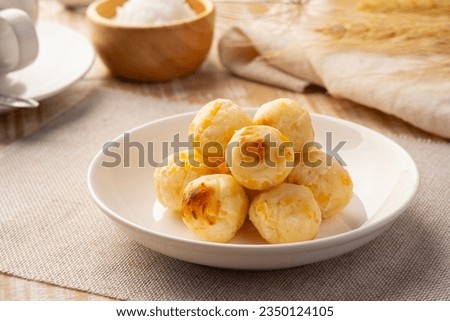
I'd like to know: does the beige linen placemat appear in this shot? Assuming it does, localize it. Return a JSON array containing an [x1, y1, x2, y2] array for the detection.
[[0, 89, 449, 300]]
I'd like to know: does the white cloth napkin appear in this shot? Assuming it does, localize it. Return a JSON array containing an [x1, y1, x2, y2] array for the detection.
[[218, 0, 450, 138]]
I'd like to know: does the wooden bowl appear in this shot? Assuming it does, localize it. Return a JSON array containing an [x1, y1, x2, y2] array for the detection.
[[87, 0, 215, 81]]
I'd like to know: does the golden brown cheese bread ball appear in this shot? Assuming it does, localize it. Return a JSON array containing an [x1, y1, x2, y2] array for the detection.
[[227, 125, 295, 190], [154, 150, 229, 212], [181, 174, 248, 243], [189, 99, 252, 158], [253, 98, 314, 152], [249, 183, 321, 244], [287, 148, 353, 219]]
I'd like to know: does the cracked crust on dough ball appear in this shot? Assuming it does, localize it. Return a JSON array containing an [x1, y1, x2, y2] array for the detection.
[[253, 98, 314, 152], [287, 148, 353, 218], [181, 174, 248, 243], [249, 183, 321, 244], [189, 99, 252, 159], [154, 150, 229, 212], [227, 125, 294, 190]]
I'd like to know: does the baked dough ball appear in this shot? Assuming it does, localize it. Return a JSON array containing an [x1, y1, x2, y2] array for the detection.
[[181, 174, 248, 243], [154, 150, 229, 212], [189, 99, 252, 158], [253, 98, 314, 152], [287, 148, 353, 219], [249, 183, 321, 244], [227, 125, 294, 190]]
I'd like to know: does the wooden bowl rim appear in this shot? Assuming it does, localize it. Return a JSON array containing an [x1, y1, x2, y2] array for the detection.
[[87, 0, 214, 29]]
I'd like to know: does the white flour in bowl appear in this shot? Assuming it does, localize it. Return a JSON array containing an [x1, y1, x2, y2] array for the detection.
[[114, 0, 196, 25]]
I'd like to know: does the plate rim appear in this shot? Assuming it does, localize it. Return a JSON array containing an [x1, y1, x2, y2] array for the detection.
[[87, 111, 420, 252]]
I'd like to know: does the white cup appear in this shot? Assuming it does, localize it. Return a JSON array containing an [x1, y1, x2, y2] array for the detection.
[[0, 0, 38, 22], [0, 0, 38, 74]]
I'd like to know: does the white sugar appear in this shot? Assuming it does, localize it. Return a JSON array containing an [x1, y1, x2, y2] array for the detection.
[[114, 0, 196, 25]]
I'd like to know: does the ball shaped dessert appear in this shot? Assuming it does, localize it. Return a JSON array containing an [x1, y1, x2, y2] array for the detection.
[[253, 98, 314, 152], [154, 149, 229, 212], [189, 98, 252, 159], [249, 183, 322, 244], [227, 125, 295, 190], [181, 174, 248, 243], [287, 148, 353, 219]]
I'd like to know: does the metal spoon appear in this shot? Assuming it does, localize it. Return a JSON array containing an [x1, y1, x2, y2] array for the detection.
[[0, 93, 39, 108]]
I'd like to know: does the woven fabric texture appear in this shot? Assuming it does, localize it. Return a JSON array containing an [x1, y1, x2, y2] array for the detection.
[[0, 89, 449, 300]]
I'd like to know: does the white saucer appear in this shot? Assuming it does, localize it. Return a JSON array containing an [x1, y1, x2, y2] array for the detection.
[[0, 22, 95, 105], [88, 111, 419, 270]]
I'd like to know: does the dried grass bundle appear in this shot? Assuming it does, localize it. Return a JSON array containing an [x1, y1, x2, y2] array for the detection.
[[358, 0, 450, 15], [217, 0, 449, 70], [313, 0, 450, 57]]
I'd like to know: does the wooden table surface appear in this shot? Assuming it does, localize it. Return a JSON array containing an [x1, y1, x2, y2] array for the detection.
[[0, 0, 441, 300]]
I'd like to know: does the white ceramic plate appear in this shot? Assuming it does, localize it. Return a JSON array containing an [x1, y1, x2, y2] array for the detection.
[[0, 22, 95, 105], [88, 111, 419, 270]]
